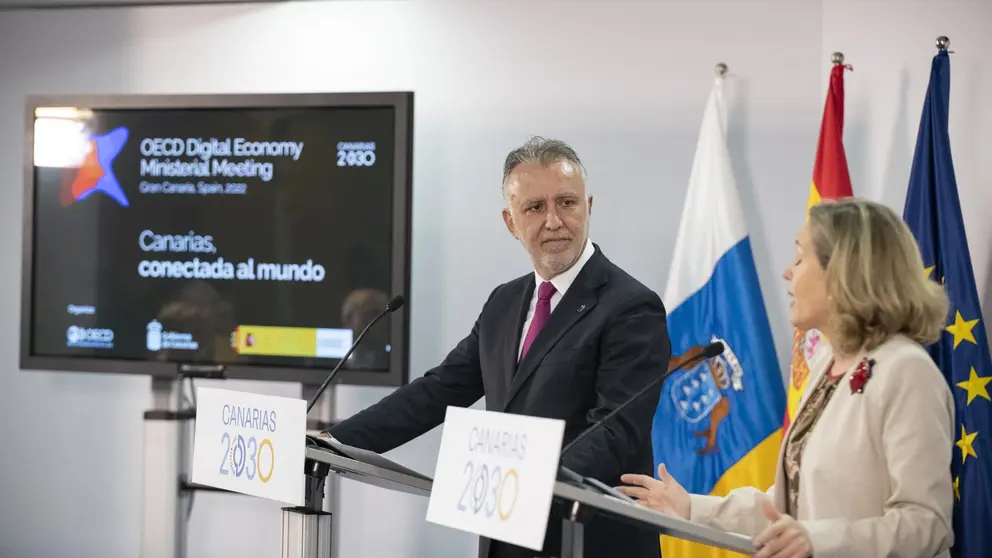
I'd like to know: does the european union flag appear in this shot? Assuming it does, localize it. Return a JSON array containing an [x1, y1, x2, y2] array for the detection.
[[903, 48, 992, 558]]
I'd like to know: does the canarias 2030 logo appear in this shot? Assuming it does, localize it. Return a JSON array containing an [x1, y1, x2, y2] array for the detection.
[[218, 403, 276, 484]]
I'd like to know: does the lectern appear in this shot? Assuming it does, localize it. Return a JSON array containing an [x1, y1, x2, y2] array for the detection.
[[293, 441, 755, 558], [186, 388, 753, 558], [281, 437, 433, 558]]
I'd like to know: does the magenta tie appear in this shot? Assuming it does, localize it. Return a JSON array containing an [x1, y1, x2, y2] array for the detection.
[[520, 281, 557, 360]]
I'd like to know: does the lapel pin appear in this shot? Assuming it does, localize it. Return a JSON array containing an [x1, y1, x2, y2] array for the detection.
[[577, 304, 586, 313]]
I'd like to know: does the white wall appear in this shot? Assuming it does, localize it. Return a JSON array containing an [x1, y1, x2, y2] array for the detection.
[[822, 0, 992, 317], [0, 1, 987, 557]]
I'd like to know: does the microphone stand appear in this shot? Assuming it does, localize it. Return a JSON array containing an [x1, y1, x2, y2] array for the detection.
[[298, 295, 403, 558], [558, 343, 723, 532], [307, 295, 404, 414], [307, 309, 386, 414]]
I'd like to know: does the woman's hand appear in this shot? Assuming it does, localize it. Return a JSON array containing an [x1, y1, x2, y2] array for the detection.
[[752, 498, 812, 558], [616, 463, 691, 520]]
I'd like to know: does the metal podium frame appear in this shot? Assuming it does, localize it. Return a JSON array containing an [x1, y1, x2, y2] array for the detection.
[[281, 444, 433, 558], [301, 384, 341, 558], [286, 445, 753, 558], [553, 481, 756, 557]]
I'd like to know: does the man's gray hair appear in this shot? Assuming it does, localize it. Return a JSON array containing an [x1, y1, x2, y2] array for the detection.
[[501, 136, 587, 191]]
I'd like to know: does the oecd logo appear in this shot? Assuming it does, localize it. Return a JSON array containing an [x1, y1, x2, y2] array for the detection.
[[67, 325, 115, 349], [67, 325, 81, 345]]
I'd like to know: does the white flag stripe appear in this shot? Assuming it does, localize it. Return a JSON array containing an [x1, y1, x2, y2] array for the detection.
[[663, 76, 749, 310]]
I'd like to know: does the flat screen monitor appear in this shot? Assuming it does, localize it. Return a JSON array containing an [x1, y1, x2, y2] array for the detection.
[[20, 92, 413, 387]]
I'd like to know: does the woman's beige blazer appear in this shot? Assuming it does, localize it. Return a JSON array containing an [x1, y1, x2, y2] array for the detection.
[[688, 334, 955, 558]]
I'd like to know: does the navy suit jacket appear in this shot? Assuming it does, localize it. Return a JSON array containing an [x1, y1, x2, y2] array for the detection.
[[328, 245, 670, 558]]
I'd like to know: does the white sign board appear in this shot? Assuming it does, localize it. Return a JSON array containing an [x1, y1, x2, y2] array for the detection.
[[192, 387, 306, 506], [425, 407, 566, 552]]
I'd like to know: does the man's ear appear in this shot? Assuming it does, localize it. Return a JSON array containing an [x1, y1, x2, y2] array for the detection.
[[502, 208, 518, 239], [588, 195, 594, 214]]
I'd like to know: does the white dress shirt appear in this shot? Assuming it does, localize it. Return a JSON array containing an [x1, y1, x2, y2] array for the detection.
[[517, 238, 596, 360]]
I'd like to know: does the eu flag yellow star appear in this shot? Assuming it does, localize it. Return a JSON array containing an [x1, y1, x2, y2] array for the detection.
[[957, 425, 979, 464], [957, 368, 992, 405], [924, 265, 945, 284], [954, 476, 960, 500], [946, 311, 980, 349]]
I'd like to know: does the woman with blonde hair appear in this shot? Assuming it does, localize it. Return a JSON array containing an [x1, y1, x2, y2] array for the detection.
[[619, 198, 955, 558]]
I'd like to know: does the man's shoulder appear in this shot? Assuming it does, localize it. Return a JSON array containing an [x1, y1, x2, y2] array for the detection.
[[480, 271, 533, 307], [597, 251, 665, 311], [475, 248, 665, 313], [602, 255, 653, 292]]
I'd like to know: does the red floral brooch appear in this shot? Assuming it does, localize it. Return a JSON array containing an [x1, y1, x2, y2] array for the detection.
[[849, 358, 876, 394]]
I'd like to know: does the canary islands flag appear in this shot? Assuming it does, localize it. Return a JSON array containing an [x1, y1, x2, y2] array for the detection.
[[653, 73, 785, 557], [903, 48, 992, 558]]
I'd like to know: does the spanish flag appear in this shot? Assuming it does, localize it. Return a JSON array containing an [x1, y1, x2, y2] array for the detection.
[[784, 60, 853, 431]]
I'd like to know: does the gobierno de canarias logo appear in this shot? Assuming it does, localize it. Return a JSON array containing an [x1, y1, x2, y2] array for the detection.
[[60, 126, 130, 207]]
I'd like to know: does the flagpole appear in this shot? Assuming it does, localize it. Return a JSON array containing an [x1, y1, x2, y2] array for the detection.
[[715, 62, 727, 76], [936, 35, 950, 51], [831, 51, 844, 65]]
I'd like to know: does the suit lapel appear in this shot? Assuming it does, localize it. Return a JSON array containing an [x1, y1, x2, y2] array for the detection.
[[502, 251, 608, 412]]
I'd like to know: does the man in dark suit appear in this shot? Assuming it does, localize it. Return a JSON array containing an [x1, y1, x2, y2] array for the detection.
[[323, 136, 670, 558]]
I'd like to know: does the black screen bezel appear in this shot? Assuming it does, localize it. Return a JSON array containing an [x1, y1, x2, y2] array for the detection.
[[19, 91, 413, 388]]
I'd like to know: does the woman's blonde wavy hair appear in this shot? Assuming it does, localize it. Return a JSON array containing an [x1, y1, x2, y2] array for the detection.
[[807, 197, 949, 355]]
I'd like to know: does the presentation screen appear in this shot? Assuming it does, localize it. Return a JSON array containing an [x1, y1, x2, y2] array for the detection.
[[20, 92, 412, 387]]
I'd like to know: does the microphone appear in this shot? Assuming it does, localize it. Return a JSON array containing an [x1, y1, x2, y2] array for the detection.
[[306, 294, 405, 414], [556, 341, 725, 502], [559, 341, 724, 458]]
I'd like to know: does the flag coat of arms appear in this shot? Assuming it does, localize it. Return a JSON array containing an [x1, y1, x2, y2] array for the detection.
[[652, 72, 785, 558], [785, 61, 854, 432], [902, 47, 992, 558]]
